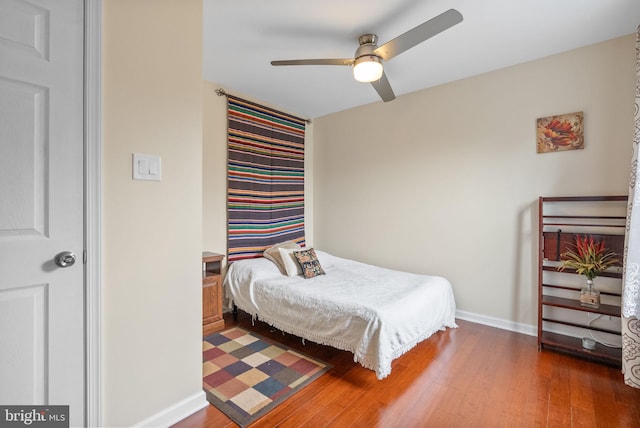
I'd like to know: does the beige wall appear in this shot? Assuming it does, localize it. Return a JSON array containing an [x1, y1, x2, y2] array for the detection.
[[202, 81, 227, 255], [102, 0, 204, 426], [313, 35, 634, 329], [202, 82, 315, 256]]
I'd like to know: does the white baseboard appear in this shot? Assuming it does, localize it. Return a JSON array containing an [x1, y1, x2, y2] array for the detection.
[[133, 390, 208, 428], [456, 309, 537, 337]]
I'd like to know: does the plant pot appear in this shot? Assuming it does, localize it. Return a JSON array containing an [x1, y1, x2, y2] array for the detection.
[[580, 278, 600, 308]]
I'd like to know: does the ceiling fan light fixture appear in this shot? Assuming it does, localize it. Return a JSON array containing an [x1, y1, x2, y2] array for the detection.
[[353, 55, 383, 83]]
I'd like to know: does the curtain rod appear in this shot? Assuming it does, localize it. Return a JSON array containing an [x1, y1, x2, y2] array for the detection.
[[215, 88, 311, 124]]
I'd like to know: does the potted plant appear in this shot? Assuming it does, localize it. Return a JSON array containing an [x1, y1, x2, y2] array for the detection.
[[558, 235, 620, 308]]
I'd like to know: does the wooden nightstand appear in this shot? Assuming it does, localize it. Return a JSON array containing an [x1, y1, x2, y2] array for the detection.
[[202, 252, 225, 336]]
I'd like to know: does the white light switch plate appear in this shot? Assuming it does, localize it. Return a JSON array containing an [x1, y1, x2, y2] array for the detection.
[[133, 153, 161, 181]]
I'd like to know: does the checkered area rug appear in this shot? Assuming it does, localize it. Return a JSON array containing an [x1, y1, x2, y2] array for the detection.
[[203, 326, 331, 427]]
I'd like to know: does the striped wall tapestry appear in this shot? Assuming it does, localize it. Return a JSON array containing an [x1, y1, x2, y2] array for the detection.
[[227, 95, 306, 262]]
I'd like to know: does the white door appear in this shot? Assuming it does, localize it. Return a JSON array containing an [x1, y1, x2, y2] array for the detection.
[[0, 0, 85, 425]]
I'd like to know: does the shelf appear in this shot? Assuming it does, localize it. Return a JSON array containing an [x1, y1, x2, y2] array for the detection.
[[541, 232, 624, 266], [542, 215, 626, 220], [541, 265, 622, 279], [204, 271, 220, 280], [541, 283, 621, 297], [539, 331, 621, 366], [541, 317, 621, 336], [541, 295, 620, 317], [539, 196, 627, 202], [543, 222, 625, 228]]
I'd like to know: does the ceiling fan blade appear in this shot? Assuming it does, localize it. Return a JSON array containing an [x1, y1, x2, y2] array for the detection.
[[374, 9, 463, 61], [371, 72, 395, 102], [271, 58, 354, 66]]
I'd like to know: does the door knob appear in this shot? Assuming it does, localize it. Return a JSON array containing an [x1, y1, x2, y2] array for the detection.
[[55, 251, 76, 268]]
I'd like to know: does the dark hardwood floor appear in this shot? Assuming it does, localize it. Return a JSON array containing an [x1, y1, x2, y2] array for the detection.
[[174, 312, 640, 428]]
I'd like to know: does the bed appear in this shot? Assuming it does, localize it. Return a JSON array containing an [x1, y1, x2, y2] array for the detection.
[[223, 249, 457, 379]]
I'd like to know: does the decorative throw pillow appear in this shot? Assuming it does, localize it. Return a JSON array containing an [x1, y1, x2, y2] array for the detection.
[[278, 247, 303, 276], [293, 248, 325, 279], [263, 241, 302, 274]]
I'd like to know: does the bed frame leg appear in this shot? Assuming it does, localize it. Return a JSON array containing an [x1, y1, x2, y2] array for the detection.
[[232, 304, 238, 321]]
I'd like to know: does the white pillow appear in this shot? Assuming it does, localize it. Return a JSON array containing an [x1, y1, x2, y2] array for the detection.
[[278, 247, 303, 276], [263, 241, 301, 274]]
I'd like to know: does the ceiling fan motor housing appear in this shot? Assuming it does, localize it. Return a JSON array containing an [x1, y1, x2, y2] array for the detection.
[[355, 34, 380, 60]]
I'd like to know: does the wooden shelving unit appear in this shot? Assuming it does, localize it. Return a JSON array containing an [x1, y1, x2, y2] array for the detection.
[[537, 196, 626, 366]]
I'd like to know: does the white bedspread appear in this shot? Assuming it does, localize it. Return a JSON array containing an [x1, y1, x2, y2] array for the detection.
[[224, 250, 457, 379]]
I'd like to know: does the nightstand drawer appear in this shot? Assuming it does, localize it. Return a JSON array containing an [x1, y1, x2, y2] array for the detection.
[[203, 274, 220, 286]]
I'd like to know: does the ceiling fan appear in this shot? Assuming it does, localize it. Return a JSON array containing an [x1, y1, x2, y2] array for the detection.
[[271, 9, 463, 102]]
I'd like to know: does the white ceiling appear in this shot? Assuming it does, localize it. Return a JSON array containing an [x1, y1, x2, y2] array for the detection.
[[203, 0, 640, 119]]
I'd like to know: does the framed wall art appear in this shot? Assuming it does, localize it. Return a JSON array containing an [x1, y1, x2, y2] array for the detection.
[[536, 111, 584, 154]]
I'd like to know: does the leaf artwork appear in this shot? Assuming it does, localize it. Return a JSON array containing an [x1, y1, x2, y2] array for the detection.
[[536, 112, 584, 153]]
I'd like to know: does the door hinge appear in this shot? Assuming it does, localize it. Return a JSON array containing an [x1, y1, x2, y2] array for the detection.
[[83, 250, 87, 264]]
